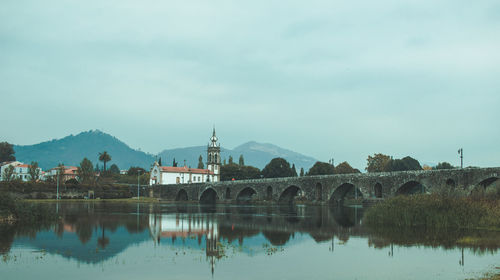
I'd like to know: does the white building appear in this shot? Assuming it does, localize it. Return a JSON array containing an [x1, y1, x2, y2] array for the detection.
[[150, 164, 215, 185], [0, 161, 42, 182], [149, 129, 221, 185]]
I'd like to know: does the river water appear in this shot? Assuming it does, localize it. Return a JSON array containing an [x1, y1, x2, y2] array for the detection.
[[0, 202, 499, 280]]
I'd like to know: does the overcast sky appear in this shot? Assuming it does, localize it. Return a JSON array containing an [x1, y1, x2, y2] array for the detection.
[[1, 0, 499, 170]]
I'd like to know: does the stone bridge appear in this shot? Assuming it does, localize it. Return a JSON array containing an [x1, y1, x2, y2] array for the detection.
[[150, 167, 500, 204]]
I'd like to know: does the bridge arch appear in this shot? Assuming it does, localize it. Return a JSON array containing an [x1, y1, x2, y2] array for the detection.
[[316, 183, 323, 202], [329, 183, 363, 203], [236, 187, 257, 203], [199, 187, 218, 204], [278, 185, 302, 204], [396, 181, 425, 195], [374, 183, 382, 198], [225, 188, 231, 200], [478, 177, 499, 189], [175, 189, 188, 201]]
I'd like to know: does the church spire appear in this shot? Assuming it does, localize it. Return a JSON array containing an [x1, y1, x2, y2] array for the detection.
[[210, 126, 218, 145]]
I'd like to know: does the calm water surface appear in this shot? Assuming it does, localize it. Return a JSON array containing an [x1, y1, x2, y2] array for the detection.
[[0, 202, 499, 280]]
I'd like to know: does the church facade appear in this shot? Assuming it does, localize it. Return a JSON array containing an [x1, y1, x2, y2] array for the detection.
[[149, 129, 221, 185]]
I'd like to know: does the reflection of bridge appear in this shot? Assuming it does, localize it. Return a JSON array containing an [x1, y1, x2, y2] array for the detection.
[[148, 205, 366, 247], [150, 168, 500, 204]]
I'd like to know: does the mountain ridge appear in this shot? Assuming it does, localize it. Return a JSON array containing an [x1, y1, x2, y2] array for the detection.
[[13, 130, 318, 171]]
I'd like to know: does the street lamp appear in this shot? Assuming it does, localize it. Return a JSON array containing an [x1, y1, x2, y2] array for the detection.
[[137, 170, 142, 200]]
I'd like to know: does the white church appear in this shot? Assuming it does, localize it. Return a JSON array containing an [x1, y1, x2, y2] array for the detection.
[[149, 129, 221, 185]]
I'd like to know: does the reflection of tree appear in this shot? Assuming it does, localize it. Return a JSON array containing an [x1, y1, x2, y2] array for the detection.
[[218, 225, 259, 244], [97, 227, 109, 249], [76, 223, 93, 244], [263, 231, 291, 246], [0, 225, 15, 255]]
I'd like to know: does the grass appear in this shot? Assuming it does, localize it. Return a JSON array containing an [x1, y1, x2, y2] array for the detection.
[[364, 193, 500, 231], [0, 192, 60, 225]]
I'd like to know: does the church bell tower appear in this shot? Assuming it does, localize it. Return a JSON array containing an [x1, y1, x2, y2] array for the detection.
[[207, 127, 221, 182]]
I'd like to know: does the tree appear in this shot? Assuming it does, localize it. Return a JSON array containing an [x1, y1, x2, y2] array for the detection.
[[128, 167, 146, 176], [435, 162, 454, 170], [228, 156, 234, 165], [220, 163, 239, 181], [198, 155, 204, 169], [95, 163, 100, 172], [28, 161, 40, 182], [158, 157, 162, 166], [241, 165, 261, 180], [109, 164, 120, 174], [98, 151, 111, 171], [239, 155, 245, 166], [307, 161, 335, 176], [0, 142, 15, 162], [223, 158, 226, 165], [334, 162, 361, 174], [388, 156, 422, 171], [291, 164, 298, 177], [220, 162, 261, 181], [77, 158, 95, 184], [172, 158, 178, 167], [2, 165, 14, 182], [366, 153, 392, 172], [300, 168, 304, 177], [261, 158, 294, 178]]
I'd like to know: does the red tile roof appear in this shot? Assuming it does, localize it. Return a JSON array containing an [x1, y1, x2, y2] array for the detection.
[[160, 166, 214, 175]]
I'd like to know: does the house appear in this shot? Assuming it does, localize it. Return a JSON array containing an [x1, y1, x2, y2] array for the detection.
[[0, 161, 42, 181], [46, 166, 79, 182], [149, 128, 221, 185]]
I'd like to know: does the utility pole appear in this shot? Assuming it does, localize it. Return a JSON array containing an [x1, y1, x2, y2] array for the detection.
[[458, 148, 463, 168], [137, 170, 141, 200]]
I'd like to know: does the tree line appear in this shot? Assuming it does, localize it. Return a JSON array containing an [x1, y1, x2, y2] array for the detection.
[[1, 140, 459, 183], [219, 153, 457, 181]]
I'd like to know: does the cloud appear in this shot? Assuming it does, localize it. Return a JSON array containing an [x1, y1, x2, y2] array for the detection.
[[1, 0, 499, 169]]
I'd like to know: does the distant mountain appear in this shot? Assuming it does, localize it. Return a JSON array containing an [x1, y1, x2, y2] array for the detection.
[[232, 141, 317, 171], [14, 130, 155, 170], [158, 141, 317, 172], [13, 130, 318, 172]]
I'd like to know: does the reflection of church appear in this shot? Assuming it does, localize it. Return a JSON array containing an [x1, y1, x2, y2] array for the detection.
[[148, 213, 223, 275], [149, 128, 221, 185]]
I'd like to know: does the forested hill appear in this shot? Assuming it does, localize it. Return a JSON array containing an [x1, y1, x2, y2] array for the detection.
[[14, 130, 155, 170]]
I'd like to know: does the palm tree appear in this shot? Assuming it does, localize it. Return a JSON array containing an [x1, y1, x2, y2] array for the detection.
[[98, 151, 111, 172]]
